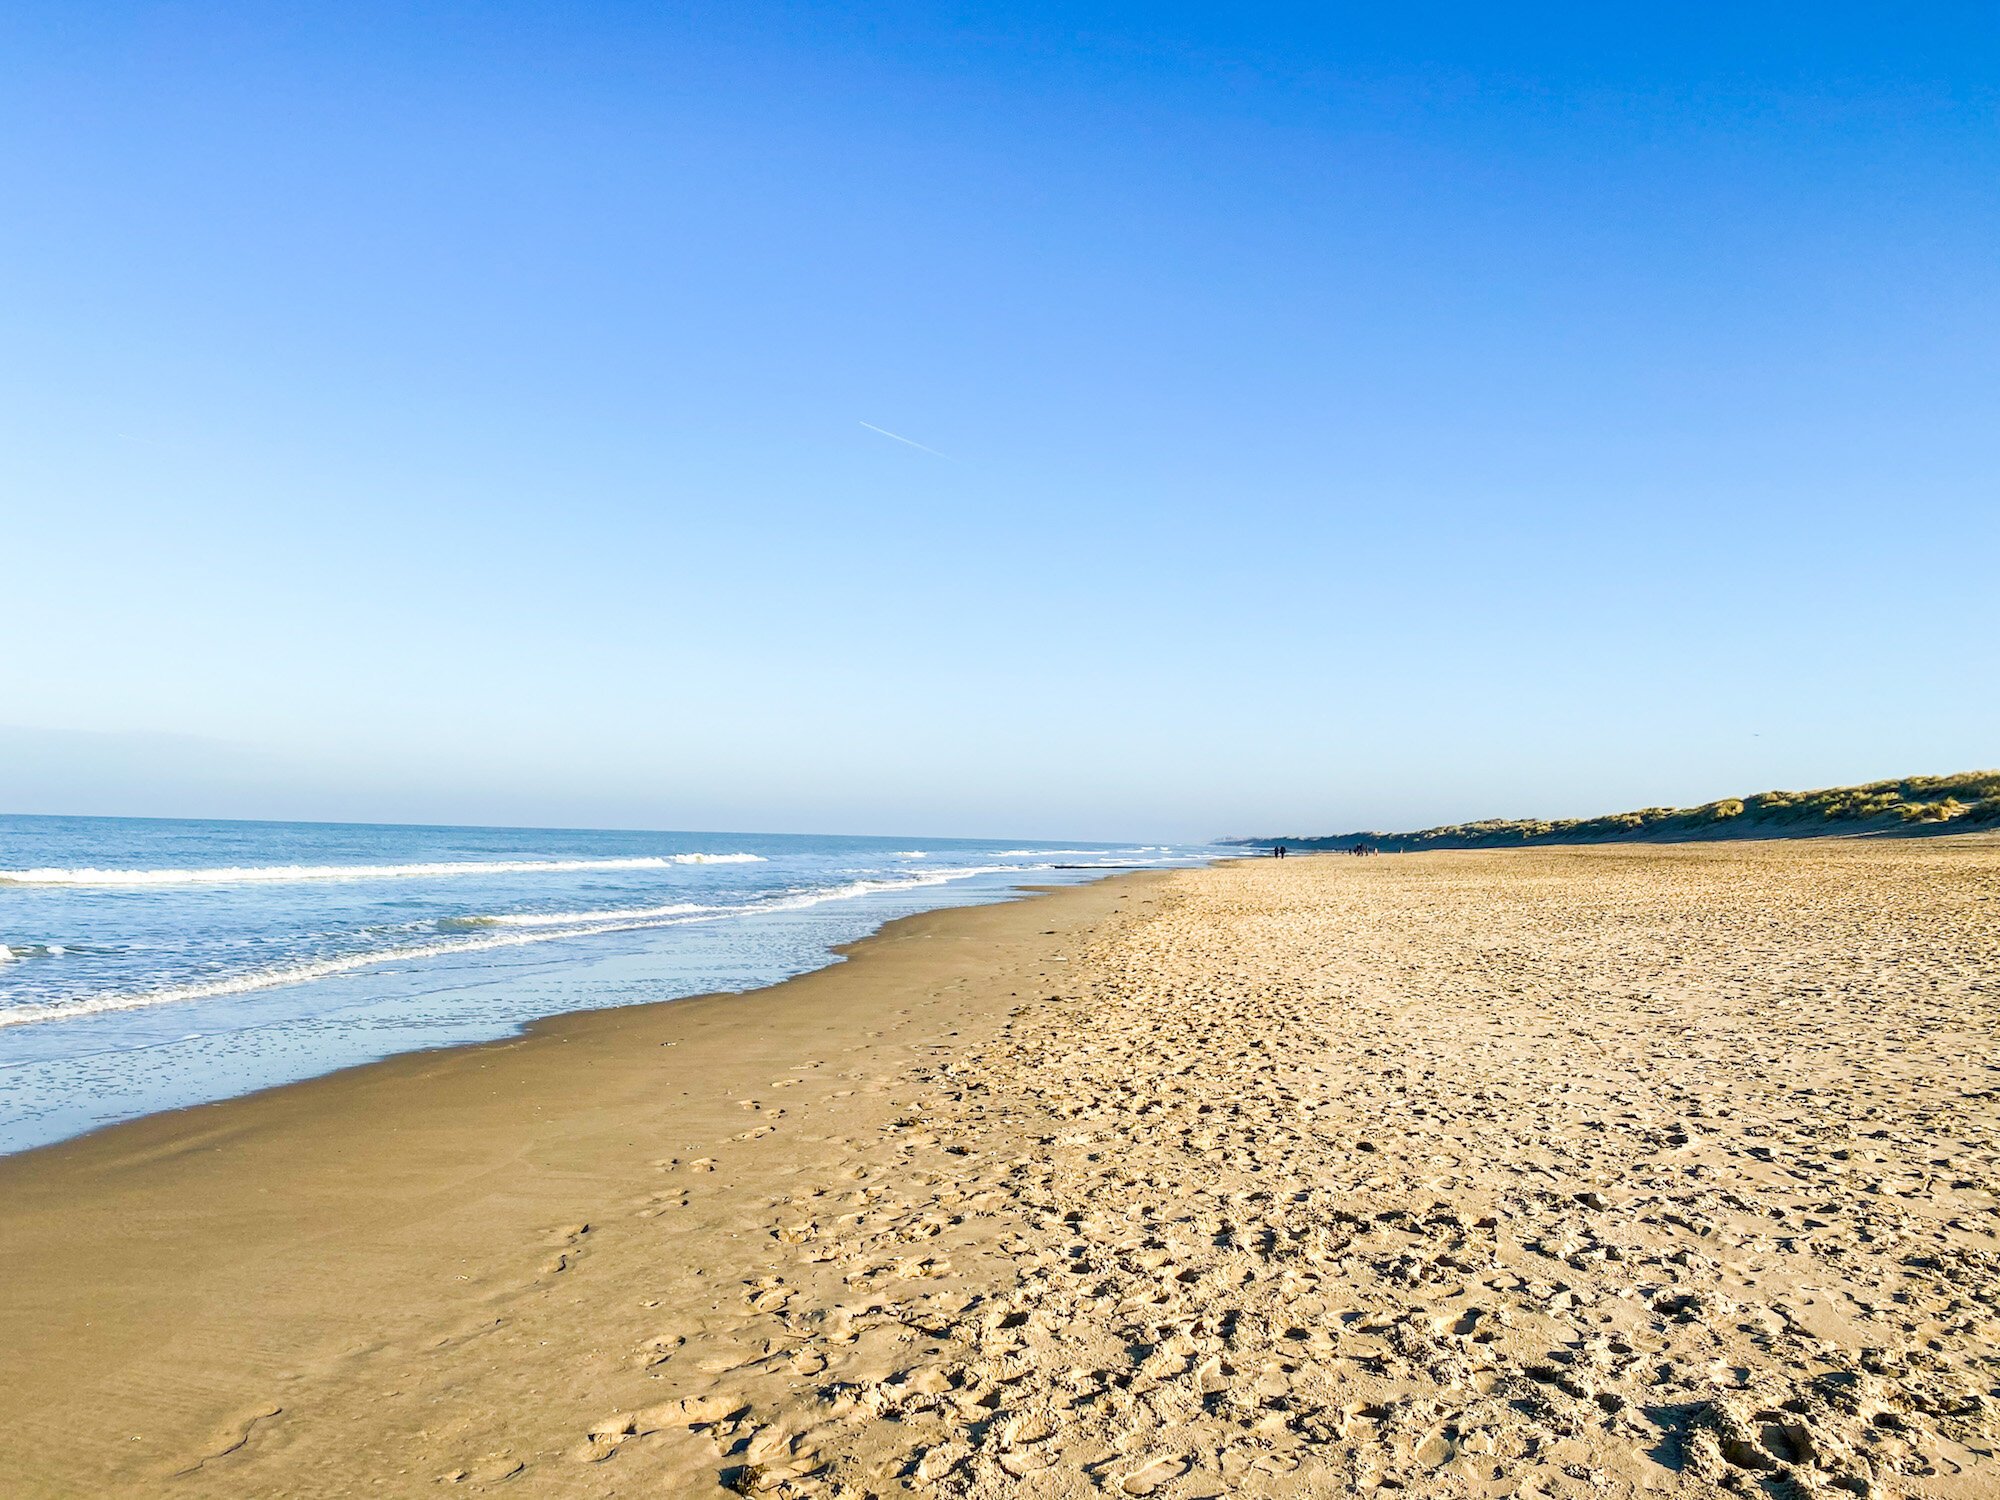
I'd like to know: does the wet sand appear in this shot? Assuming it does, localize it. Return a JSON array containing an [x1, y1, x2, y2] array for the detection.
[[2, 841, 1996, 1497]]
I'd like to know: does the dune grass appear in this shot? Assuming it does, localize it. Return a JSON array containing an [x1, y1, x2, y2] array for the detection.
[[1239, 771, 2000, 851]]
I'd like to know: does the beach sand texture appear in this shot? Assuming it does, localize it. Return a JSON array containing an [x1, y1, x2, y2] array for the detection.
[[1, 841, 1996, 1496]]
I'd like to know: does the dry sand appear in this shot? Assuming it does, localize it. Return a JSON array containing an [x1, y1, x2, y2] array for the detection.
[[1, 841, 1996, 1497]]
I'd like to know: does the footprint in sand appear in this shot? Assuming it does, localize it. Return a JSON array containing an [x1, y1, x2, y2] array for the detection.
[[535, 1223, 591, 1275], [636, 1333, 684, 1368], [1119, 1455, 1189, 1494]]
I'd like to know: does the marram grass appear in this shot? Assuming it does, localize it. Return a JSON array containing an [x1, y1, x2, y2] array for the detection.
[[1240, 771, 2000, 852]]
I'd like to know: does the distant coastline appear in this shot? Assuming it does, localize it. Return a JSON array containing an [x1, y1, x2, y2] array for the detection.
[[1227, 770, 2000, 852]]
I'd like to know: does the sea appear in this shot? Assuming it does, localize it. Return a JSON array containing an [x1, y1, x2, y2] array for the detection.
[[0, 815, 1219, 1155]]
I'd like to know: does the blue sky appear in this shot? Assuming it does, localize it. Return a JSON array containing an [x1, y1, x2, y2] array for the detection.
[[3, 3, 1994, 839]]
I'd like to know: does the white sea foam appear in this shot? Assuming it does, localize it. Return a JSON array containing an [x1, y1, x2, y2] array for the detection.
[[449, 901, 715, 929], [0, 863, 1050, 1031], [477, 866, 1044, 929], [0, 853, 765, 887], [757, 865, 1035, 910], [0, 906, 754, 1029], [894, 851, 928, 858], [0, 924, 661, 1029]]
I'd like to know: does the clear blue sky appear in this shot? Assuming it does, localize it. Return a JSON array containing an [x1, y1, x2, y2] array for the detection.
[[3, 4, 1994, 840]]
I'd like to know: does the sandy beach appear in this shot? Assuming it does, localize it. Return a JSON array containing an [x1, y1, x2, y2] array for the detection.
[[2, 840, 1996, 1497]]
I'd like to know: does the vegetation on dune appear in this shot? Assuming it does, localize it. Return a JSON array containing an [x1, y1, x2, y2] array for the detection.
[[1235, 771, 2000, 852]]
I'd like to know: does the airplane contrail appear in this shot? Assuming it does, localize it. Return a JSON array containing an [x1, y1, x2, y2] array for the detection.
[[859, 421, 948, 459]]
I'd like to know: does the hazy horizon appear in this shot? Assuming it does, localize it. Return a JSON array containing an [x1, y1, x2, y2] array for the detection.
[[5, 5, 1994, 842], [4, 729, 1991, 845]]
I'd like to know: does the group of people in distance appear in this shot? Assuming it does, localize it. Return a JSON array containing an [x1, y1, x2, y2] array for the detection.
[[1268, 843, 1384, 858]]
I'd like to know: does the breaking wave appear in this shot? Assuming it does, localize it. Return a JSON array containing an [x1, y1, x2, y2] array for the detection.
[[0, 943, 66, 961], [0, 853, 765, 887], [438, 901, 714, 930], [0, 923, 674, 1029]]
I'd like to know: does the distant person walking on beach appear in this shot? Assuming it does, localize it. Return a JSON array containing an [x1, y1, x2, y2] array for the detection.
[[1273, 844, 1287, 859]]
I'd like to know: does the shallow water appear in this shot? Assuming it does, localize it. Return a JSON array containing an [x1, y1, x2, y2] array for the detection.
[[0, 815, 1213, 1153]]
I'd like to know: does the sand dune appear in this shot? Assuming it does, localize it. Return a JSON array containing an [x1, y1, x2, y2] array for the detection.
[[2, 841, 1995, 1496]]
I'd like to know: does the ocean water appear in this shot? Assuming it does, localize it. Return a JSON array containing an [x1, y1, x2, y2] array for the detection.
[[0, 815, 1217, 1155]]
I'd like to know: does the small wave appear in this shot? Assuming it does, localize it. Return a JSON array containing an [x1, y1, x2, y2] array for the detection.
[[0, 927, 629, 1029], [0, 911, 732, 1030], [756, 864, 1040, 911], [894, 851, 927, 859], [0, 854, 766, 887], [0, 942, 65, 960], [474, 901, 714, 928]]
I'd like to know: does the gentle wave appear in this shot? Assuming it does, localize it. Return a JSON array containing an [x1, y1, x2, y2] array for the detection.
[[756, 865, 1034, 911], [0, 943, 66, 961], [0, 853, 766, 887], [441, 901, 715, 930], [0, 864, 1047, 1030], [446, 867, 1040, 931], [0, 922, 694, 1028]]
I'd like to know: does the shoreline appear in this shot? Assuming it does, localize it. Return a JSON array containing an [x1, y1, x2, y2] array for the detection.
[[0, 868, 1165, 1495], [0, 853, 1189, 1158], [0, 868, 1158, 1164]]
